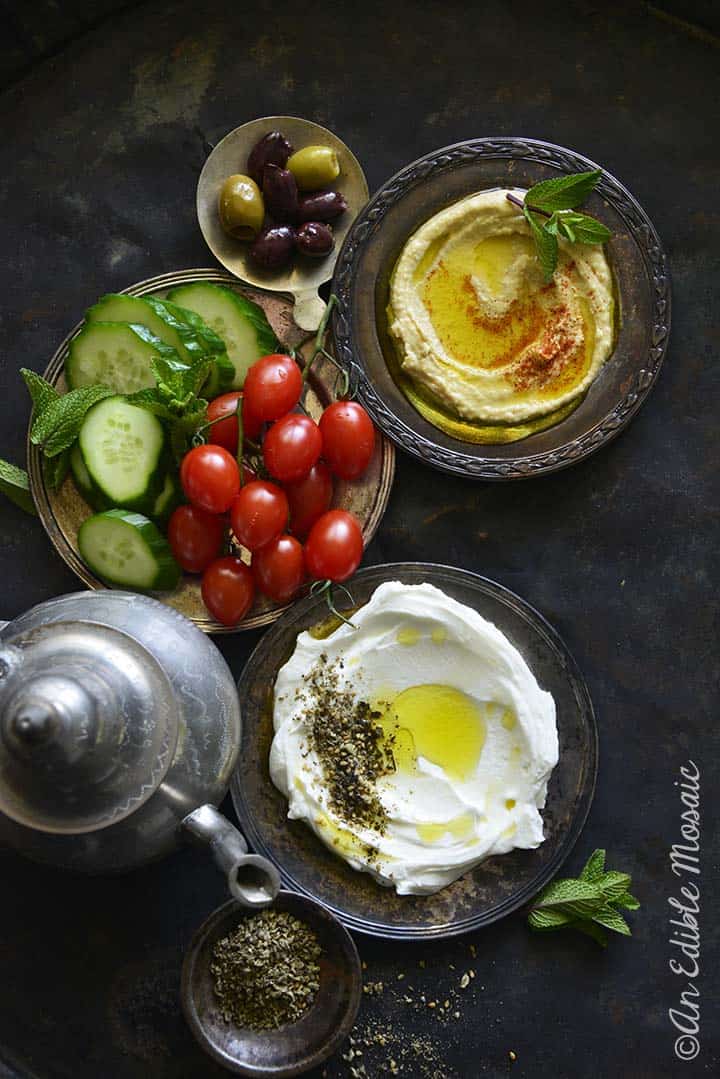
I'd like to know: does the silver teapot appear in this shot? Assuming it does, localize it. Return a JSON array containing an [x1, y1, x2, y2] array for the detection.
[[0, 590, 279, 906]]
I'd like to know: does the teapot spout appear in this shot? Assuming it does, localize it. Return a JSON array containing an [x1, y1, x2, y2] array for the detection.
[[183, 804, 281, 909]]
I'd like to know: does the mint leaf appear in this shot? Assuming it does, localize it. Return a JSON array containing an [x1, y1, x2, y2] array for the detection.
[[124, 387, 176, 421], [528, 850, 639, 948], [523, 206, 558, 282], [574, 921, 608, 948], [593, 905, 631, 937], [597, 871, 632, 902], [580, 849, 606, 883], [168, 398, 208, 462], [526, 169, 602, 212], [556, 212, 611, 245], [616, 892, 641, 911], [21, 368, 60, 414], [43, 446, 71, 490], [31, 385, 114, 457], [0, 459, 37, 515], [535, 877, 604, 911], [151, 354, 211, 409], [528, 908, 573, 932]]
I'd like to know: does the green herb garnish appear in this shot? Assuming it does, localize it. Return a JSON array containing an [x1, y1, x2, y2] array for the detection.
[[507, 170, 611, 283], [125, 353, 211, 461], [20, 368, 116, 493], [0, 459, 36, 515], [528, 849, 640, 946]]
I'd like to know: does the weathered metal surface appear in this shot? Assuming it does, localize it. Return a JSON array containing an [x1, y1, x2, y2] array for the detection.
[[0, 1, 718, 1077]]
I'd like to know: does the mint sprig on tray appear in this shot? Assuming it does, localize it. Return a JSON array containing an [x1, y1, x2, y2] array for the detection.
[[23, 369, 116, 491], [0, 370, 115, 506], [507, 170, 611, 282], [528, 849, 640, 946], [0, 459, 36, 515], [125, 353, 211, 461]]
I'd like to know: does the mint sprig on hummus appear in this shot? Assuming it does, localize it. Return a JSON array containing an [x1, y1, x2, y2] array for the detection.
[[507, 170, 611, 282]]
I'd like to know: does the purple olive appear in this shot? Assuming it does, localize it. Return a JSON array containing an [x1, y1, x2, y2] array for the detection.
[[247, 132, 294, 187], [295, 221, 334, 258], [262, 164, 299, 223], [298, 190, 348, 223], [249, 224, 297, 272]]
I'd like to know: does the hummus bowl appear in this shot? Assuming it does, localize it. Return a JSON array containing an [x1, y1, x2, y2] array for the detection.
[[231, 562, 597, 940], [332, 138, 670, 479]]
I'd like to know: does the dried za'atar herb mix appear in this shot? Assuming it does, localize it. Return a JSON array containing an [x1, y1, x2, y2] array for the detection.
[[210, 909, 321, 1031]]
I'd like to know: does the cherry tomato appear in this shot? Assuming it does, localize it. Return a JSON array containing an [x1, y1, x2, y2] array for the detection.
[[180, 444, 240, 514], [304, 509, 363, 582], [207, 391, 242, 453], [252, 534, 305, 602], [243, 353, 303, 422], [263, 413, 322, 483], [201, 556, 255, 626], [242, 394, 263, 441], [230, 480, 289, 551], [319, 401, 376, 480], [167, 505, 225, 574], [284, 461, 334, 538]]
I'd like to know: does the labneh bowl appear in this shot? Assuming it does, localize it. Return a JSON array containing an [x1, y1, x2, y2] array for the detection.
[[231, 562, 598, 940], [331, 137, 671, 480]]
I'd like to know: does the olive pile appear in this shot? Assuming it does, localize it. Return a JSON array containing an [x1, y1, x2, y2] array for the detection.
[[218, 131, 348, 272]]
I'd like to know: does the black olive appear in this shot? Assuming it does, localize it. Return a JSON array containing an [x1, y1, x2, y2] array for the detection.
[[249, 224, 297, 271], [295, 221, 334, 258]]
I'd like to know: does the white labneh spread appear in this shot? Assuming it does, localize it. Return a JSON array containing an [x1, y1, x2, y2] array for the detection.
[[269, 581, 558, 895]]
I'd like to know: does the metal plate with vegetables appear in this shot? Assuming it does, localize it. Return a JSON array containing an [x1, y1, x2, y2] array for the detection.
[[27, 269, 395, 634]]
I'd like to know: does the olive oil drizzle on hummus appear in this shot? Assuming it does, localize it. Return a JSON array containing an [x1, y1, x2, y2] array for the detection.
[[385, 188, 616, 443]]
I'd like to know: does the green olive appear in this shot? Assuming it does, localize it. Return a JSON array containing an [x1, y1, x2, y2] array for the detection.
[[286, 145, 340, 192], [218, 174, 264, 239]]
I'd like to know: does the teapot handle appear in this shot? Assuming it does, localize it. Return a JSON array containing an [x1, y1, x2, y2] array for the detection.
[[182, 804, 281, 909]]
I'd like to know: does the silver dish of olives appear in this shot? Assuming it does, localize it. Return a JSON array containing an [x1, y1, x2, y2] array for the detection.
[[197, 116, 368, 331]]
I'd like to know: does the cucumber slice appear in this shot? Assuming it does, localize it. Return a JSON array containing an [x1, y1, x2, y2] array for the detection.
[[85, 294, 207, 363], [70, 443, 110, 511], [70, 442, 94, 502], [66, 322, 182, 394], [166, 283, 278, 390], [156, 297, 223, 353], [78, 509, 181, 591], [158, 297, 235, 395], [78, 396, 166, 511]]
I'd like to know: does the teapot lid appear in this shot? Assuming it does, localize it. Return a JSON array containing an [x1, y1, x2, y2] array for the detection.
[[0, 620, 179, 834]]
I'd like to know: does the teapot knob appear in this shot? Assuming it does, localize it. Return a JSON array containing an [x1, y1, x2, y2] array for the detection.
[[11, 703, 55, 745], [2, 674, 98, 767]]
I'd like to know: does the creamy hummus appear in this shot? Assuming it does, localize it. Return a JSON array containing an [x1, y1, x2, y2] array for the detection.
[[269, 582, 558, 896], [388, 188, 615, 424]]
